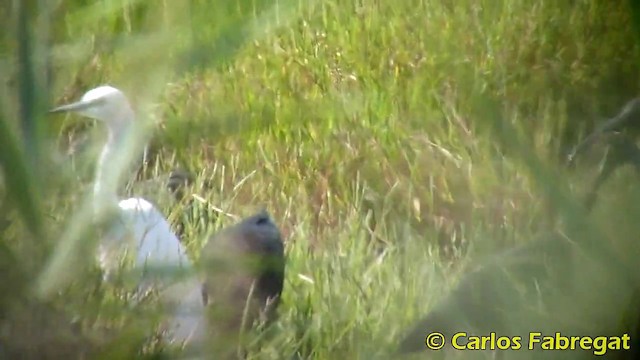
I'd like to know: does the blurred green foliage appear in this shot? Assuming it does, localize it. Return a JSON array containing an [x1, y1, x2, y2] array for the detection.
[[1, 0, 640, 358]]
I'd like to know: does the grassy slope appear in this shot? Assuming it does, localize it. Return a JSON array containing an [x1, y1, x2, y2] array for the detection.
[[2, 0, 640, 358]]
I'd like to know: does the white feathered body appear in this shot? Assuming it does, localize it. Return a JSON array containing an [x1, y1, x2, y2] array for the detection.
[[97, 197, 207, 345], [98, 197, 187, 274]]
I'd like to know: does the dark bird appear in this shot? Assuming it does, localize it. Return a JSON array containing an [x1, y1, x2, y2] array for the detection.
[[199, 210, 286, 359], [167, 168, 195, 202]]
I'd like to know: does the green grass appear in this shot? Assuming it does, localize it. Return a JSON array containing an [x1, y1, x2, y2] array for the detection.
[[2, 0, 640, 358]]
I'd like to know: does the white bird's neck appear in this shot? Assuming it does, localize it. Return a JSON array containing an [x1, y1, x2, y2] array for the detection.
[[93, 114, 136, 218]]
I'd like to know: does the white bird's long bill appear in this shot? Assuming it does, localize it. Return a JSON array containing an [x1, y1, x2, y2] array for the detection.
[[49, 98, 103, 113]]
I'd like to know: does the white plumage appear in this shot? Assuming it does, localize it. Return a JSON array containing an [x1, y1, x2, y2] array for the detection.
[[50, 85, 206, 348], [99, 198, 186, 274]]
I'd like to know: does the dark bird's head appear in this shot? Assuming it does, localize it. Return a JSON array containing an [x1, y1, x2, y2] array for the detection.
[[167, 168, 194, 201]]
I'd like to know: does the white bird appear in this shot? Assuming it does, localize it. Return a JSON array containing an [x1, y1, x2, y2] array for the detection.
[[50, 85, 207, 352]]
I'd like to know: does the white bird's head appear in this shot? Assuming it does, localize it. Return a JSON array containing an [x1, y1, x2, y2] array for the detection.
[[50, 85, 143, 216], [50, 85, 134, 127]]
